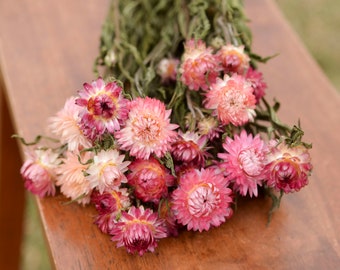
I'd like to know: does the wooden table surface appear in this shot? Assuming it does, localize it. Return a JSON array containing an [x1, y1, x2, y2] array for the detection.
[[1, 0, 339, 269]]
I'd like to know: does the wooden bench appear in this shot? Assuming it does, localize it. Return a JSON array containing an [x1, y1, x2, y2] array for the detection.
[[1, 0, 339, 269]]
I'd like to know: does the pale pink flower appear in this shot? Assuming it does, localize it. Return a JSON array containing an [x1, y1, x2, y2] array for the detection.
[[171, 168, 233, 232], [91, 188, 131, 233], [110, 206, 168, 255], [265, 141, 312, 193], [86, 149, 130, 194], [49, 96, 92, 153], [75, 78, 129, 141], [55, 151, 93, 205], [157, 58, 179, 83], [216, 44, 250, 74], [127, 157, 175, 203], [204, 74, 256, 126], [218, 130, 268, 197], [180, 39, 220, 91], [115, 97, 178, 159], [20, 149, 59, 197], [245, 67, 267, 104], [197, 116, 223, 140], [171, 131, 210, 167]]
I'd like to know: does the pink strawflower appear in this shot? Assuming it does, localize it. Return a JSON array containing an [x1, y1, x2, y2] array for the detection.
[[110, 206, 168, 255], [245, 67, 267, 104], [175, 164, 201, 185], [171, 168, 233, 232], [55, 151, 93, 205], [49, 96, 92, 153], [180, 39, 220, 91], [20, 149, 59, 198], [93, 212, 117, 234], [91, 188, 131, 215], [218, 130, 268, 197], [86, 149, 130, 194], [75, 78, 129, 141], [197, 116, 223, 140], [216, 44, 250, 74], [157, 58, 179, 83], [115, 97, 178, 159], [91, 188, 131, 233], [204, 74, 256, 126], [265, 141, 312, 193], [127, 157, 175, 203], [171, 131, 210, 167]]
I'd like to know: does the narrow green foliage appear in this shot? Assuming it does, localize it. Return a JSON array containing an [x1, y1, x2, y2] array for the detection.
[[61, 193, 88, 205], [164, 152, 176, 177], [266, 189, 284, 225], [12, 134, 59, 146], [95, 0, 262, 105], [285, 125, 312, 149]]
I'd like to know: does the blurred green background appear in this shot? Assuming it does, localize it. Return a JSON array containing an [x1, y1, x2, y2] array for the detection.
[[20, 1, 340, 269], [277, 0, 340, 90]]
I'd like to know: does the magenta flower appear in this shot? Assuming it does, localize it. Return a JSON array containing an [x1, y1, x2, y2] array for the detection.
[[110, 206, 168, 255], [204, 74, 256, 126], [91, 188, 131, 215], [171, 131, 210, 167], [171, 168, 233, 232], [91, 188, 131, 233], [93, 212, 117, 234], [245, 67, 267, 104], [75, 78, 129, 141], [218, 130, 268, 197], [216, 44, 250, 74], [180, 39, 220, 91], [127, 157, 175, 203], [20, 149, 59, 198], [265, 141, 312, 193], [115, 97, 178, 159]]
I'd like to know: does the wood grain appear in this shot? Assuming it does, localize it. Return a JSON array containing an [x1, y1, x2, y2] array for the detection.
[[0, 0, 339, 269]]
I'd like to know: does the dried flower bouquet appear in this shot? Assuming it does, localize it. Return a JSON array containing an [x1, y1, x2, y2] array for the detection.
[[17, 0, 312, 255]]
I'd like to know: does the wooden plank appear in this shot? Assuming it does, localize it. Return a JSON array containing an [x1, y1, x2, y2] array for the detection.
[[0, 79, 26, 270], [0, 0, 339, 269]]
